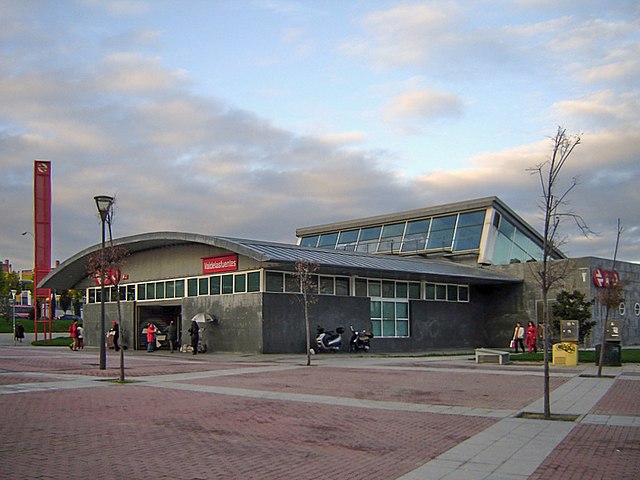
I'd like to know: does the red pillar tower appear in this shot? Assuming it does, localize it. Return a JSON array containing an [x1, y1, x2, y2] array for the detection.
[[33, 160, 52, 342]]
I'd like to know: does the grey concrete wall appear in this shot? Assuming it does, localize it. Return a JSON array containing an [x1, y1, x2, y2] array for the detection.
[[83, 302, 136, 349]]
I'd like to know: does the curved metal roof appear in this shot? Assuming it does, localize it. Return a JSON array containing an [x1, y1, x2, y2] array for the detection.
[[40, 231, 519, 290]]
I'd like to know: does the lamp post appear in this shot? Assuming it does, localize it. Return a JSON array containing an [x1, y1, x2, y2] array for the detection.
[[94, 195, 114, 370], [10, 290, 17, 345]]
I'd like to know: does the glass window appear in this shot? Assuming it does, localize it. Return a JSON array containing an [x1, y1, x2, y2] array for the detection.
[[435, 284, 447, 301], [356, 226, 381, 253], [198, 278, 208, 295], [165, 281, 175, 298], [427, 215, 456, 250], [401, 219, 430, 252], [155, 282, 165, 299], [355, 278, 368, 297], [447, 284, 457, 302], [247, 272, 260, 292], [119, 286, 126, 301], [175, 280, 185, 297], [127, 285, 135, 301], [377, 223, 405, 253], [137, 284, 146, 301], [210, 276, 221, 295], [370, 300, 381, 318], [300, 236, 319, 247], [88, 289, 96, 303], [396, 302, 409, 319], [234, 274, 246, 293], [109, 287, 117, 302], [318, 232, 338, 249], [396, 282, 408, 299], [382, 281, 395, 298], [319, 276, 334, 295], [266, 272, 284, 292], [222, 274, 233, 294], [146, 283, 155, 300], [396, 320, 409, 336], [285, 273, 300, 293], [453, 211, 485, 251], [368, 280, 381, 297], [187, 278, 198, 297], [335, 277, 350, 296], [95, 288, 102, 302], [458, 285, 469, 302], [425, 283, 435, 300], [336, 230, 359, 251], [409, 282, 421, 299]]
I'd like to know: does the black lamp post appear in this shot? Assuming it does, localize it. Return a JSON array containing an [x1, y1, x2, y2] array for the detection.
[[94, 195, 114, 370]]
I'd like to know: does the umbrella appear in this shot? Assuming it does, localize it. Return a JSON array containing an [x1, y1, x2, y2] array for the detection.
[[191, 312, 214, 323]]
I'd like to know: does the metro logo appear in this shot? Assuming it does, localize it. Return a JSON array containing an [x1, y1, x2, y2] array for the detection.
[[592, 268, 619, 288]]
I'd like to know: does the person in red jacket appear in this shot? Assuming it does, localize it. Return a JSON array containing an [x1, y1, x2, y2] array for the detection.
[[146, 323, 157, 352], [68, 319, 79, 351], [525, 321, 538, 353]]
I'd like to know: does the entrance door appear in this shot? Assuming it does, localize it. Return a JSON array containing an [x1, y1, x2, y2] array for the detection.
[[137, 305, 182, 350]]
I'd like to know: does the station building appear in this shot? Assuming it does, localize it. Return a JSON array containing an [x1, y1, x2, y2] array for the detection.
[[40, 197, 640, 353]]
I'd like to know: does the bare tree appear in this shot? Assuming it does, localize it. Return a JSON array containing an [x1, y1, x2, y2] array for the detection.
[[596, 219, 623, 377], [294, 259, 319, 366], [528, 126, 590, 419]]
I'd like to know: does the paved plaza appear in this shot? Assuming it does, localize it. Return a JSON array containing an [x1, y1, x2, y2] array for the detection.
[[0, 336, 638, 479]]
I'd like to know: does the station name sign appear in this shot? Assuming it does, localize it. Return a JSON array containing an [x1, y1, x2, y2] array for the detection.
[[202, 254, 238, 274], [592, 268, 619, 288]]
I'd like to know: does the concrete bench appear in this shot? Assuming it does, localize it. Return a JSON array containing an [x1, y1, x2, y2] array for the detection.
[[475, 348, 511, 365]]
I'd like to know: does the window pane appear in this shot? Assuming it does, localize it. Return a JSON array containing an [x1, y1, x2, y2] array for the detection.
[[127, 285, 136, 301], [396, 282, 408, 298], [382, 281, 395, 298], [409, 282, 421, 299], [155, 282, 165, 299], [435, 284, 447, 301], [165, 281, 175, 298], [284, 273, 300, 293], [318, 232, 338, 249], [425, 283, 435, 300], [335, 277, 350, 296], [382, 319, 395, 336], [396, 302, 409, 319], [368, 280, 381, 297], [234, 274, 246, 293], [187, 278, 197, 297], [371, 319, 382, 337], [265, 272, 284, 292], [210, 276, 221, 295], [300, 236, 319, 247], [146, 283, 155, 300], [89, 289, 96, 303], [199, 278, 208, 295], [355, 278, 368, 297], [370, 300, 381, 318], [137, 284, 146, 300], [247, 272, 260, 292], [336, 230, 359, 251], [319, 276, 334, 295], [222, 274, 233, 294], [396, 320, 409, 336], [447, 284, 457, 302], [175, 280, 184, 297], [119, 286, 126, 301], [383, 301, 395, 319], [402, 219, 430, 252], [377, 223, 405, 253], [458, 285, 469, 302], [356, 226, 381, 253], [453, 211, 485, 251], [427, 215, 456, 250]]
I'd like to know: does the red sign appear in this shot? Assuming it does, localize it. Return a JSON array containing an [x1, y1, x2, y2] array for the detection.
[[34, 160, 51, 298], [94, 268, 122, 286], [593, 268, 619, 288], [203, 254, 238, 274]]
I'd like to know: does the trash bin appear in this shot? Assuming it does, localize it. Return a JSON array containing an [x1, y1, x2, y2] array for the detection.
[[552, 342, 578, 366], [595, 342, 621, 367]]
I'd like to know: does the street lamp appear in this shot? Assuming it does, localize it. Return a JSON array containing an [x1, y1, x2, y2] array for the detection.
[[10, 290, 17, 345], [94, 195, 114, 370]]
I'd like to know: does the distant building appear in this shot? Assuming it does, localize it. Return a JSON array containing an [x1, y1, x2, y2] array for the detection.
[[40, 197, 639, 353]]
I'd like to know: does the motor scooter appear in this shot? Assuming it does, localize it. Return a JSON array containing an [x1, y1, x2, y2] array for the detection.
[[310, 325, 345, 354], [349, 325, 373, 352]]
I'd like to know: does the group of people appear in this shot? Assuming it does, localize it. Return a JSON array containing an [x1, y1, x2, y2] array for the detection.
[[145, 319, 200, 354], [511, 321, 540, 354], [67, 319, 84, 351]]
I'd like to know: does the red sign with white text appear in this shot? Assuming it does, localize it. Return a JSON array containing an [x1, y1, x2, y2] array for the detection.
[[202, 254, 238, 274], [593, 268, 619, 288]]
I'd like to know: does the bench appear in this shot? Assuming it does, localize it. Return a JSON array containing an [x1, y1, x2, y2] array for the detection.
[[475, 348, 511, 365]]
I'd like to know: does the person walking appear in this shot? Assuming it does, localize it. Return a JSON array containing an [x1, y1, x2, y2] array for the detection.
[[111, 320, 120, 351], [77, 324, 84, 349], [15, 324, 25, 343], [167, 320, 178, 353], [68, 319, 79, 351], [146, 323, 157, 352], [525, 321, 538, 353], [512, 322, 525, 353], [188, 320, 199, 355]]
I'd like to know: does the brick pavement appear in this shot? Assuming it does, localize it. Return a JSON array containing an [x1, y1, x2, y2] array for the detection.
[[0, 345, 638, 479]]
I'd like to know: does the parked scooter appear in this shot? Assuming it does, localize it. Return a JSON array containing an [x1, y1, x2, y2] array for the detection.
[[310, 325, 345, 354], [349, 325, 373, 352]]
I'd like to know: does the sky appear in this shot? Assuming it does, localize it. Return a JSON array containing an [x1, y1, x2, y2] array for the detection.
[[1, 0, 639, 273]]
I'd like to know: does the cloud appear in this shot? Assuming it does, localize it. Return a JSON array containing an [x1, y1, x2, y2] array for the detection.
[[382, 90, 464, 124]]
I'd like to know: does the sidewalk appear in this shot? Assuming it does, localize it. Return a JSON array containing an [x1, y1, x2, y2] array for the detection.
[[0, 345, 638, 479]]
